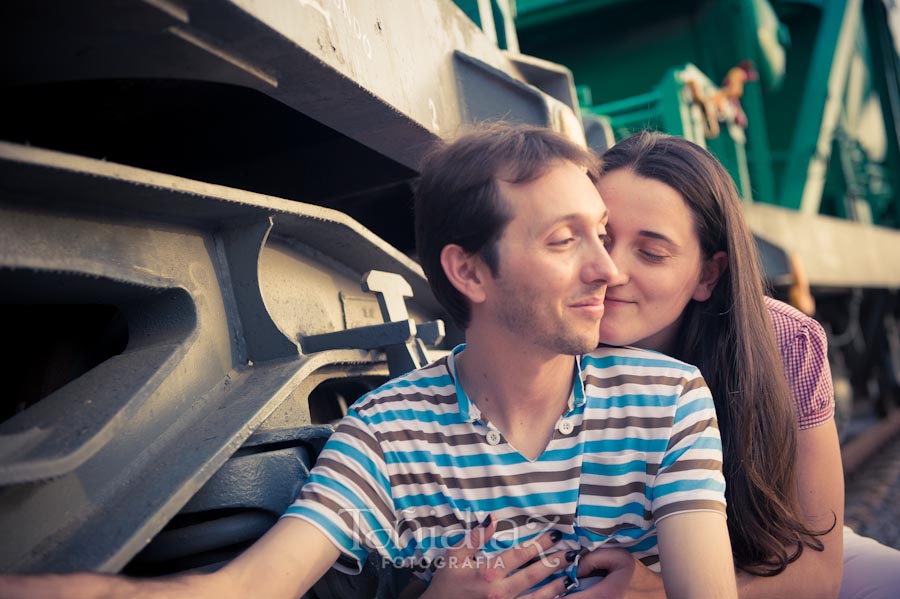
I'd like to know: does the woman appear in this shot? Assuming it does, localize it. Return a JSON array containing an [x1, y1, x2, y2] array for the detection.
[[582, 130, 900, 598]]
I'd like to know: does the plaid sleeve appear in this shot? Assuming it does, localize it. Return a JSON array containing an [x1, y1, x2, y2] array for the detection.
[[781, 318, 835, 429], [766, 297, 835, 430]]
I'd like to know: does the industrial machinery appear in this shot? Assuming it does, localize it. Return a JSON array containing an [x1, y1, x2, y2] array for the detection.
[[0, 0, 584, 594], [1, 0, 899, 596], [515, 0, 900, 436]]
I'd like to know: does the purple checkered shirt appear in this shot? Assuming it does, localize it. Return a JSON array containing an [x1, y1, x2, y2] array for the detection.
[[765, 296, 834, 429]]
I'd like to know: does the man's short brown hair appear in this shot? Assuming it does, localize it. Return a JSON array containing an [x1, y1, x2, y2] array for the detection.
[[414, 122, 600, 329]]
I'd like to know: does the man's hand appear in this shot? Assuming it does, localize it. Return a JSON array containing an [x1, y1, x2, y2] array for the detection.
[[419, 515, 577, 599]]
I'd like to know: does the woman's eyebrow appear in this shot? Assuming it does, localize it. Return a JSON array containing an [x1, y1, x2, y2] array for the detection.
[[637, 229, 677, 244]]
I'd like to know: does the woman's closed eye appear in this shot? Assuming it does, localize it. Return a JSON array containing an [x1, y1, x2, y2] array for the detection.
[[639, 248, 669, 262]]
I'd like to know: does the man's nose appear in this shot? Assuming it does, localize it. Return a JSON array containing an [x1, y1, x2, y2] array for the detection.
[[583, 238, 623, 285]]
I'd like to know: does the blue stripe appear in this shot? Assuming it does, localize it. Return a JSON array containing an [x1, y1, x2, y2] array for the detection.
[[304, 476, 395, 555], [376, 374, 454, 392], [415, 528, 552, 556], [582, 353, 696, 373], [655, 478, 726, 497], [660, 436, 722, 468], [582, 456, 647, 476], [577, 502, 647, 519], [365, 408, 462, 426], [395, 489, 580, 514], [626, 534, 658, 553], [383, 447, 527, 467], [583, 438, 668, 454], [321, 439, 392, 495], [383, 437, 668, 468], [283, 507, 369, 564], [672, 397, 715, 423], [585, 393, 676, 409], [577, 527, 610, 544]]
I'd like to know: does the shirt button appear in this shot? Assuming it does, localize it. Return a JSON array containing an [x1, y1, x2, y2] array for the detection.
[[558, 420, 574, 435], [486, 430, 502, 446]]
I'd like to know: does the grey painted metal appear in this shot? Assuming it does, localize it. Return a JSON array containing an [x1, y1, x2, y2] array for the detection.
[[0, 141, 444, 573], [303, 270, 446, 377], [221, 218, 299, 361], [362, 270, 416, 323], [417, 320, 447, 347], [0, 0, 586, 581], [302, 319, 419, 354], [1, 0, 584, 169], [744, 203, 900, 289]]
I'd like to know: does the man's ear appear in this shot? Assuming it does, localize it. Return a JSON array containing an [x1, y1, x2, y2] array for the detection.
[[440, 244, 489, 304], [692, 251, 728, 302]]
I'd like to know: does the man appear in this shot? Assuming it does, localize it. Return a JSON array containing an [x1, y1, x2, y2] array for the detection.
[[1, 123, 737, 599]]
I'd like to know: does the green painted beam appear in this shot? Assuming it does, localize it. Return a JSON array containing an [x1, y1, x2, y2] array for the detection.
[[515, 0, 631, 30], [779, 0, 861, 214], [863, 0, 900, 228]]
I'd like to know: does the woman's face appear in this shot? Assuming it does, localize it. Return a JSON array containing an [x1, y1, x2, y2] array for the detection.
[[596, 168, 723, 353]]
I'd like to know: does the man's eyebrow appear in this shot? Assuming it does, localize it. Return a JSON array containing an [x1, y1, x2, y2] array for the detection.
[[550, 209, 609, 225]]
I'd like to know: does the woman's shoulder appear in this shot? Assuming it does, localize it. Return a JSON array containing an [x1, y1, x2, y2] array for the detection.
[[764, 296, 826, 347]]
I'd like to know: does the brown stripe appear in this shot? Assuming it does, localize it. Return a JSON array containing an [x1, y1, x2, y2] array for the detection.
[[374, 428, 483, 447], [313, 456, 395, 522], [639, 554, 660, 568], [577, 521, 649, 537], [652, 499, 726, 522], [397, 512, 468, 540], [390, 466, 584, 491], [300, 488, 385, 539], [584, 373, 685, 390], [578, 480, 647, 498], [582, 415, 672, 431], [656, 458, 723, 476], [355, 389, 458, 415], [333, 420, 386, 459], [666, 417, 719, 452], [681, 375, 708, 394], [399, 511, 575, 537]]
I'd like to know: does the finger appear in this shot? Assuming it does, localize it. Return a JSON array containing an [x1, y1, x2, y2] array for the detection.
[[508, 550, 579, 597], [446, 513, 496, 559], [517, 571, 578, 599], [495, 529, 565, 574], [575, 547, 630, 578]]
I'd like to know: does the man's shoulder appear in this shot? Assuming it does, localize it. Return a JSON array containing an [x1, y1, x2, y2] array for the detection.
[[583, 345, 700, 376], [349, 353, 457, 417]]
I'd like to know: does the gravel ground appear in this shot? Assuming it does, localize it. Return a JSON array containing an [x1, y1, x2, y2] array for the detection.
[[844, 432, 900, 549]]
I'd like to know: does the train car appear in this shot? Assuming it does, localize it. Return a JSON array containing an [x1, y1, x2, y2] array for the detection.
[[1, 0, 899, 595], [515, 0, 900, 437], [0, 0, 582, 593]]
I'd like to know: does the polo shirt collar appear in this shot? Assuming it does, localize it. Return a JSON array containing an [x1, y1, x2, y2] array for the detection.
[[447, 344, 586, 423]]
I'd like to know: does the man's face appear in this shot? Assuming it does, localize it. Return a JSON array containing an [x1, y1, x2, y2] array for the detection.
[[479, 160, 619, 357]]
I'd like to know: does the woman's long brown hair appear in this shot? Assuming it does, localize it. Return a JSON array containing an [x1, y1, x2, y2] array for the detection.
[[600, 131, 831, 575]]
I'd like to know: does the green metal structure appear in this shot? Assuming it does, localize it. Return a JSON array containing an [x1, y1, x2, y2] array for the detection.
[[513, 0, 900, 428], [1, 0, 899, 591]]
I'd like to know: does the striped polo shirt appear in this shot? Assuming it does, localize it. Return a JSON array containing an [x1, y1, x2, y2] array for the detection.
[[283, 344, 725, 584]]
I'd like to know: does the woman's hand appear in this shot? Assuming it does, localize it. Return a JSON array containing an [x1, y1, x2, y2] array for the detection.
[[572, 547, 666, 599], [417, 515, 577, 599]]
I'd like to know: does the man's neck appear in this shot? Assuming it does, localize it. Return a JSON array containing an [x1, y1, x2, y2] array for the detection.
[[457, 326, 577, 459]]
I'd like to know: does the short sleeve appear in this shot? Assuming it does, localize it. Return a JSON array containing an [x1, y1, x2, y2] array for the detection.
[[281, 409, 398, 574], [781, 319, 835, 430], [650, 371, 727, 523]]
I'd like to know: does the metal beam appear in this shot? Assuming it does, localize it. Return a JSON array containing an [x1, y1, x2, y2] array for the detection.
[[779, 0, 862, 214]]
